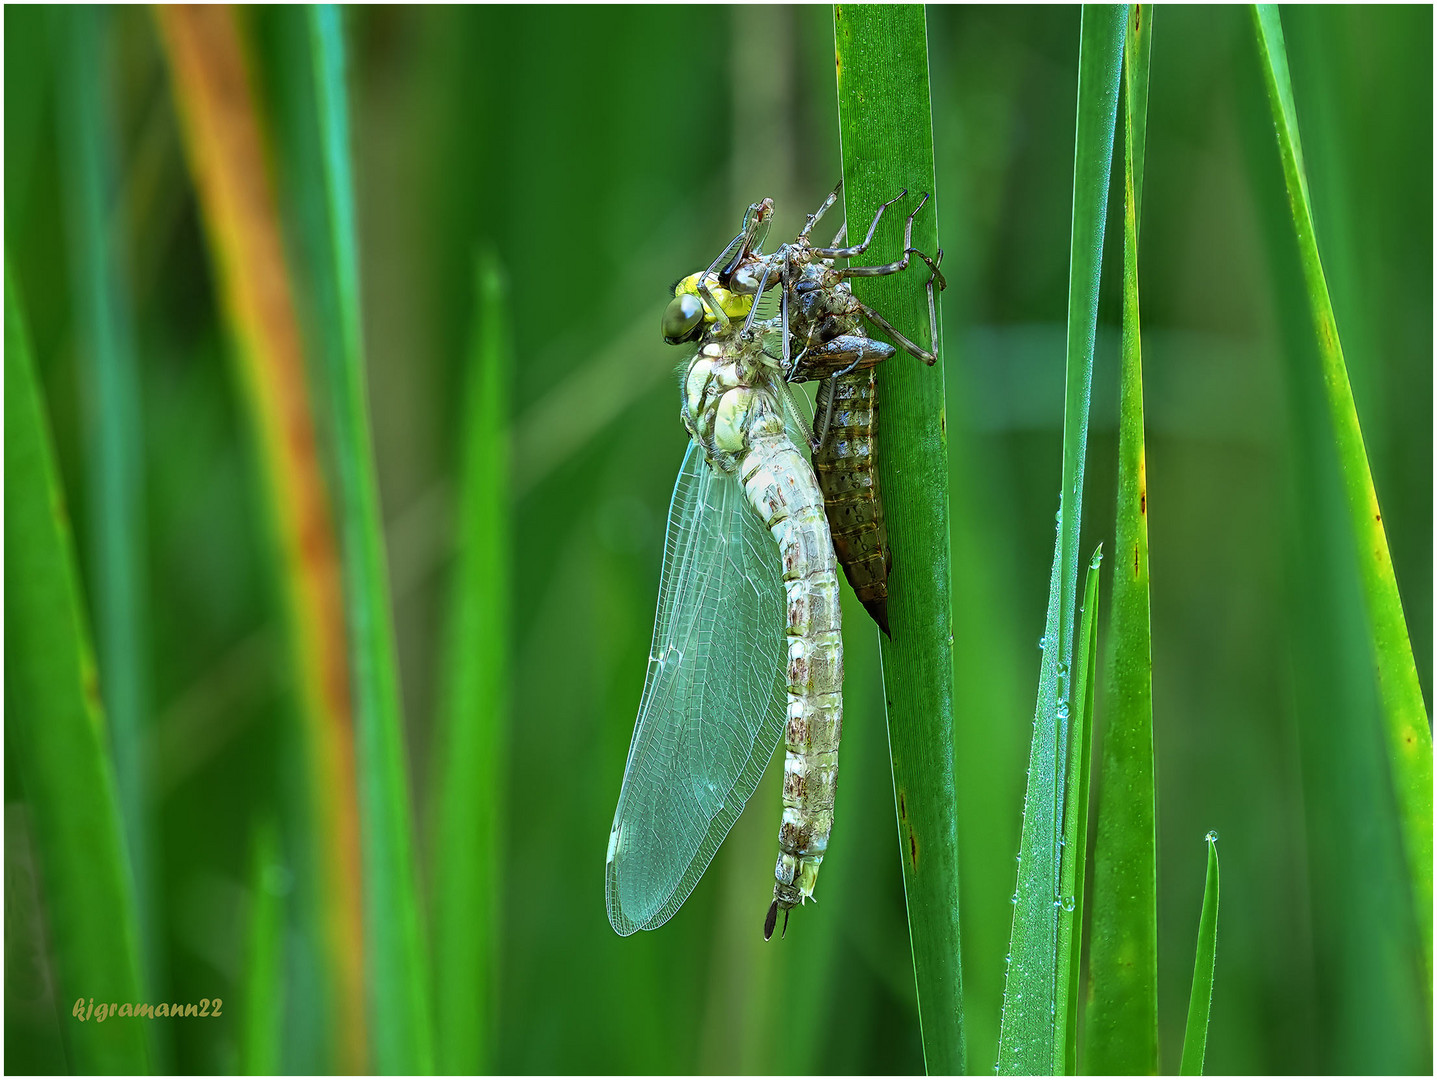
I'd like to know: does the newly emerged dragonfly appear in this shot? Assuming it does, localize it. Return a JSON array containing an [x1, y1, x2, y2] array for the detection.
[[725, 183, 945, 635], [606, 191, 941, 940], [606, 200, 844, 940]]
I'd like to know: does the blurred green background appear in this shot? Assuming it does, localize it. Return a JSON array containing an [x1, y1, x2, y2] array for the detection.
[[4, 5, 1430, 1074]]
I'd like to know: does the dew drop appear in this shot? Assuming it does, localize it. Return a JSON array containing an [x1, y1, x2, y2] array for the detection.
[[1205, 829, 1220, 843], [1061, 895, 1077, 912]]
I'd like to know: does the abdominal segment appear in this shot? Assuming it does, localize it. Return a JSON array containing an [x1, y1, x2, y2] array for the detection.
[[740, 433, 843, 939], [813, 370, 891, 636]]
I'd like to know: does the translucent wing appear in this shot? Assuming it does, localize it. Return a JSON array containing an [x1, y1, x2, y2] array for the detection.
[[606, 440, 787, 935]]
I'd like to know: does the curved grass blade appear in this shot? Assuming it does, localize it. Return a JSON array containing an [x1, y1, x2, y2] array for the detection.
[[1084, 7, 1157, 1073], [1179, 832, 1221, 1075], [832, 5, 962, 1071], [996, 7, 1125, 1074], [58, 7, 157, 995], [1251, 4, 1432, 989], [154, 8, 365, 1068], [307, 7, 435, 1071], [430, 249, 511, 1072], [5, 262, 150, 1073], [1055, 546, 1102, 1075]]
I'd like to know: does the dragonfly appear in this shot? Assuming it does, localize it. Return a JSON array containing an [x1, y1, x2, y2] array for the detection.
[[724, 183, 945, 635], [606, 199, 845, 941], [606, 191, 942, 941]]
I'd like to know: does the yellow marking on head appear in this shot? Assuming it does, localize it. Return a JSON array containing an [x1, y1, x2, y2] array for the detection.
[[675, 272, 753, 323]]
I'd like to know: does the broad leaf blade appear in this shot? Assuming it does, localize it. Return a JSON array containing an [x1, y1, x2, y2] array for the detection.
[[833, 5, 963, 1072], [307, 7, 435, 1071], [58, 7, 157, 991], [5, 262, 150, 1074], [1252, 3, 1432, 991], [1085, 6, 1158, 1073]]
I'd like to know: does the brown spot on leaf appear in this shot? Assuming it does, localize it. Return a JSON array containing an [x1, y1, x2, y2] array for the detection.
[[908, 829, 919, 867], [898, 792, 907, 820], [83, 662, 103, 716], [1140, 490, 1146, 515]]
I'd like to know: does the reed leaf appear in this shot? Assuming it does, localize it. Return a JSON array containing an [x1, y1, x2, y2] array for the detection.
[[155, 8, 365, 1067], [430, 249, 512, 1073], [996, 7, 1124, 1074], [1179, 833, 1221, 1075], [833, 4, 962, 1071], [240, 818, 286, 1075], [5, 261, 150, 1074], [57, 6, 156, 991], [1084, 6, 1157, 1072], [1251, 3, 1432, 989], [1055, 547, 1102, 1074], [307, 6, 435, 1071]]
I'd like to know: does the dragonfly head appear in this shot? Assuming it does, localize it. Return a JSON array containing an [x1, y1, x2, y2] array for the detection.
[[663, 272, 753, 345]]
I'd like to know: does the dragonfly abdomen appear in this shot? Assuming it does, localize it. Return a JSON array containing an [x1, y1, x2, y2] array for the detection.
[[813, 371, 892, 635], [741, 432, 844, 940]]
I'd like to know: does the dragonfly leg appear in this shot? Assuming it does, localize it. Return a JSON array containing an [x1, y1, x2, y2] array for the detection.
[[811, 188, 908, 259], [812, 373, 840, 454], [797, 180, 843, 242], [853, 298, 938, 365], [741, 256, 777, 336], [837, 191, 933, 278], [780, 259, 792, 368]]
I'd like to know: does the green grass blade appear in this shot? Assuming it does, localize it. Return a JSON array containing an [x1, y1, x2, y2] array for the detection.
[[307, 6, 435, 1071], [430, 249, 512, 1073], [1055, 547, 1102, 1075], [57, 5, 157, 994], [1251, 4, 1432, 989], [240, 818, 286, 1075], [1084, 6, 1157, 1073], [1179, 833, 1221, 1075], [996, 7, 1124, 1074], [832, 5, 963, 1071], [4, 261, 150, 1073]]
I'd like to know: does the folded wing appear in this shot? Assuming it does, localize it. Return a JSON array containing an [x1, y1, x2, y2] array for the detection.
[[605, 441, 788, 935]]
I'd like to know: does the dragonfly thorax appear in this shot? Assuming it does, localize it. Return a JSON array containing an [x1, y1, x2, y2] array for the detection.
[[681, 339, 784, 470]]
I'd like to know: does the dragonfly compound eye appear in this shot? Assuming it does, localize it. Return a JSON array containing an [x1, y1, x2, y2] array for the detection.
[[662, 293, 706, 345]]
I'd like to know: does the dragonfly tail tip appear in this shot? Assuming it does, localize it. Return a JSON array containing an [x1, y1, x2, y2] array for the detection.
[[763, 900, 779, 941]]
